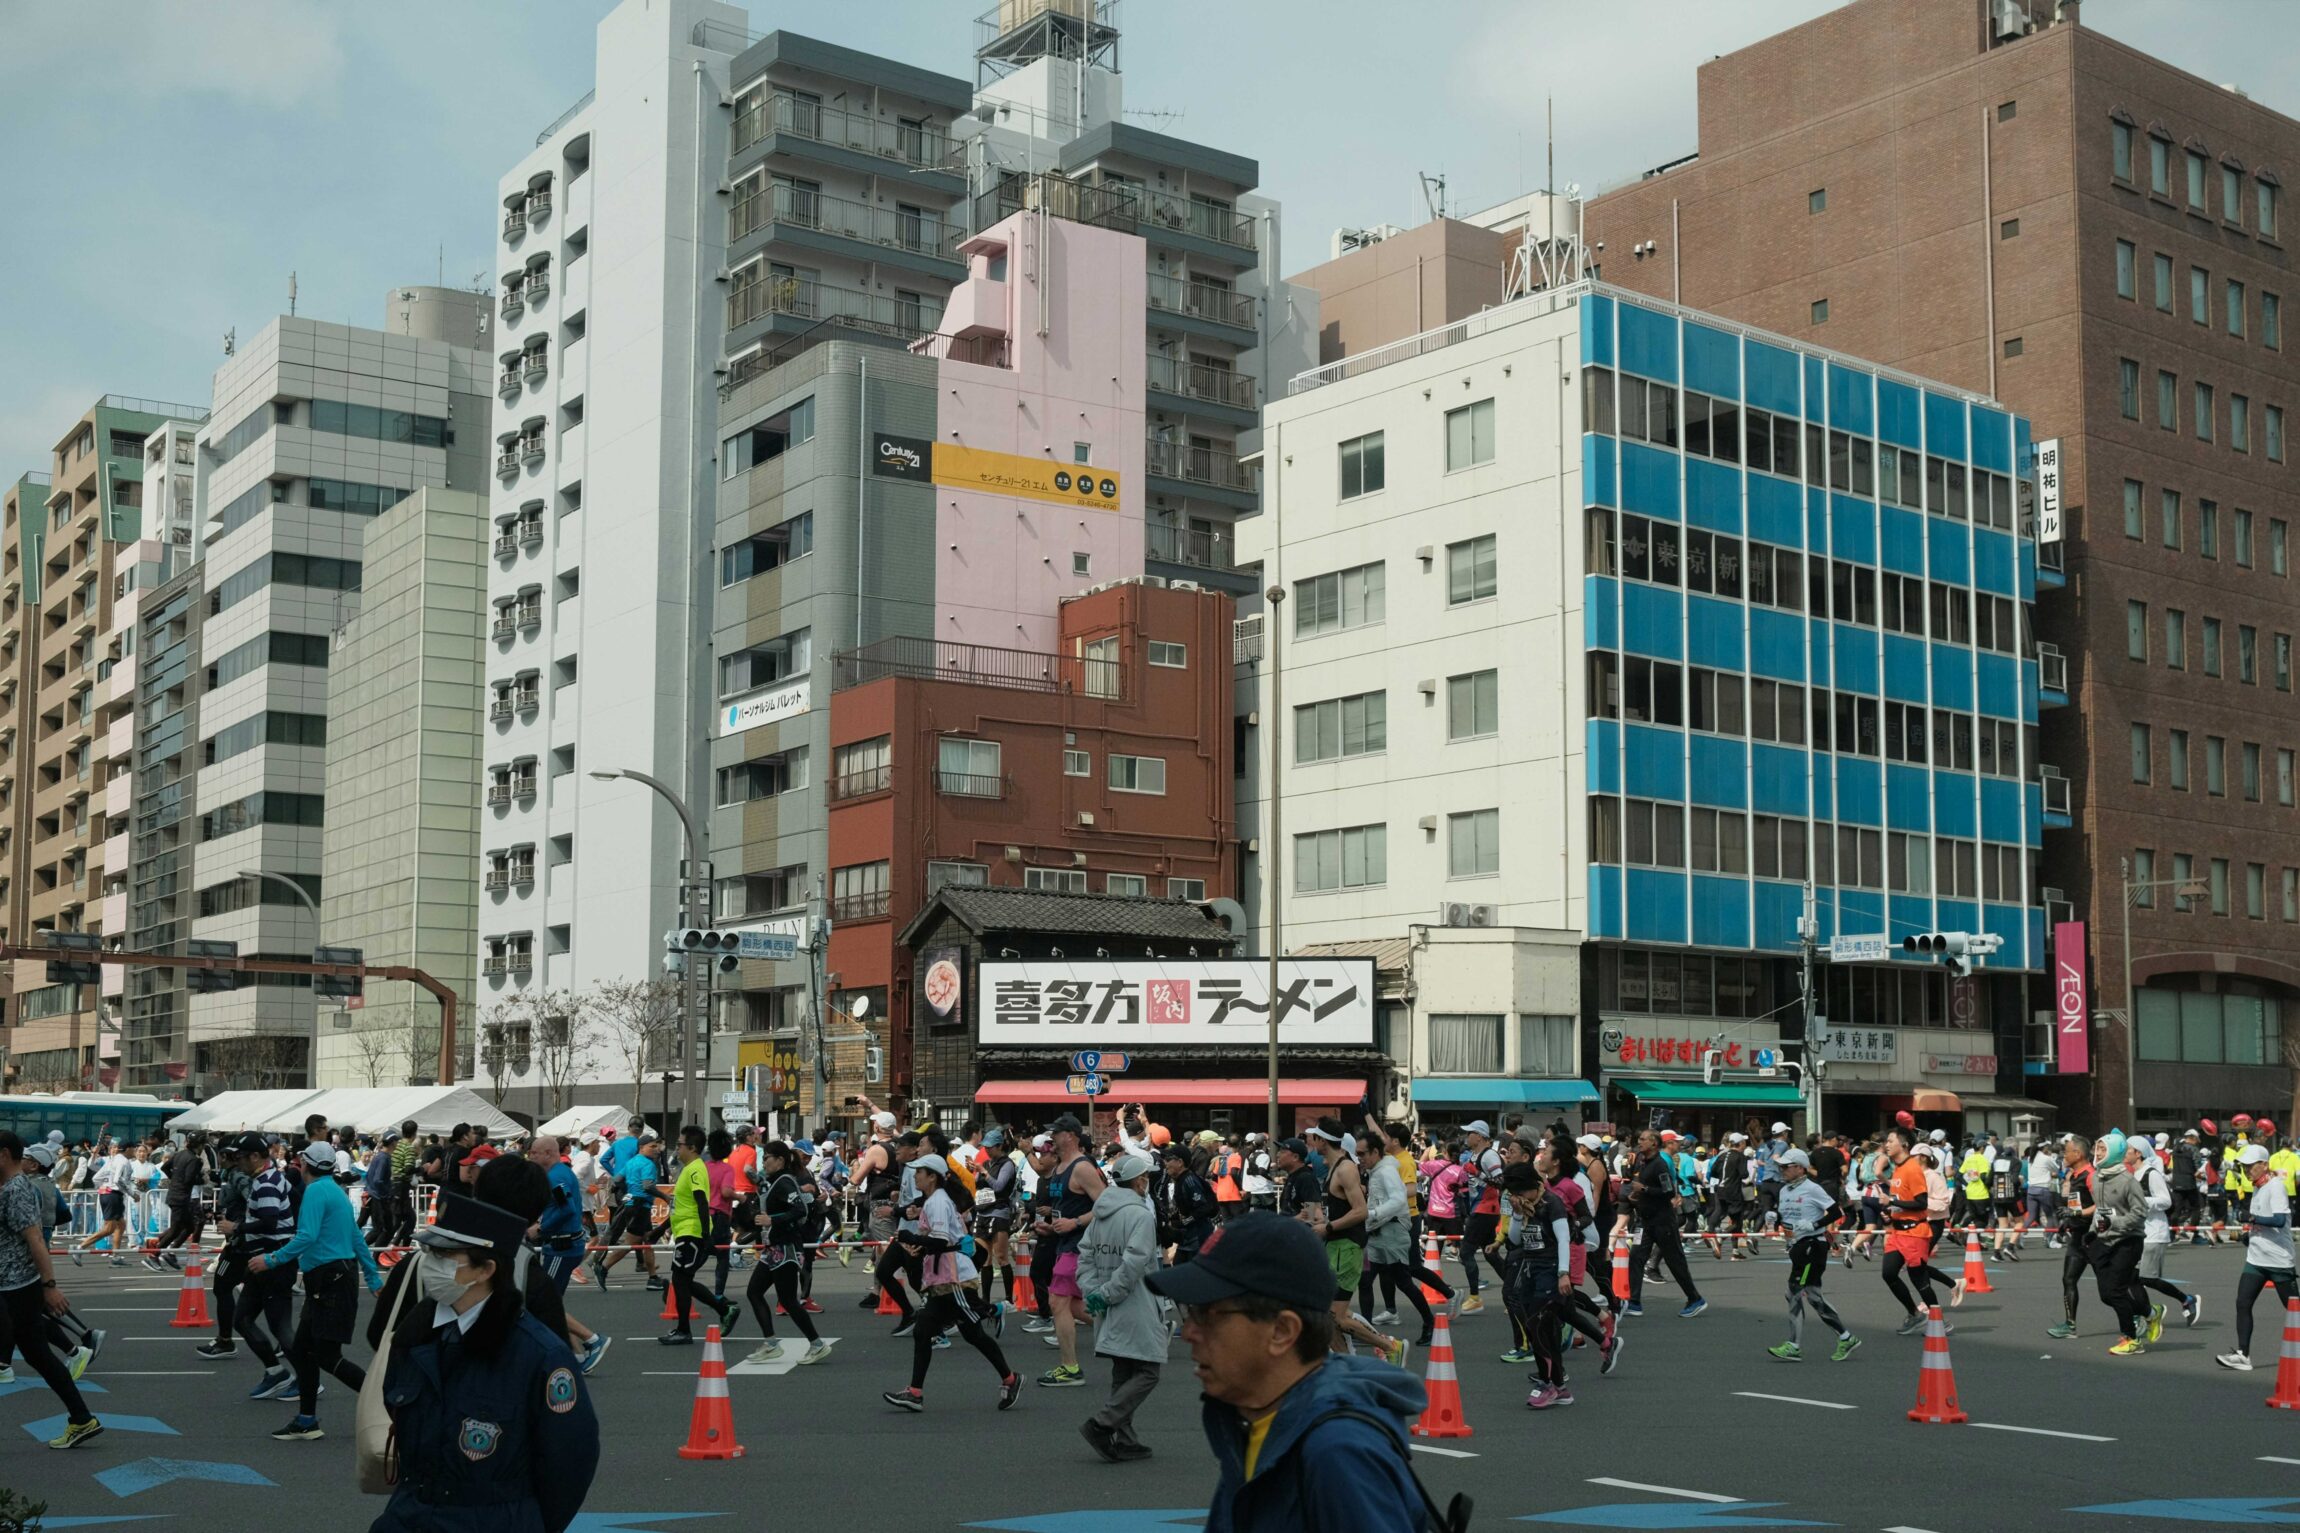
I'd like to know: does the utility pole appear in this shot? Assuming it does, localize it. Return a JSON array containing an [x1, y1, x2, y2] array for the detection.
[[1264, 583, 1286, 1145], [808, 871, 830, 1129], [1798, 881, 1825, 1134], [591, 767, 711, 1132]]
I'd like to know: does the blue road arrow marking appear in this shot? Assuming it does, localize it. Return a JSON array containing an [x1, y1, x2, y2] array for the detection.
[[24, 1412, 176, 1439], [964, 1513, 1206, 1532], [0, 1375, 106, 1399], [2073, 1499, 2300, 1524], [563, 1517, 724, 1533], [32, 1520, 164, 1529], [95, 1457, 278, 1498], [1518, 1506, 1835, 1529]]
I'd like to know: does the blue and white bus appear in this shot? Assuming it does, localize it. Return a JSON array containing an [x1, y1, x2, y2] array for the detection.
[[0, 1090, 192, 1147]]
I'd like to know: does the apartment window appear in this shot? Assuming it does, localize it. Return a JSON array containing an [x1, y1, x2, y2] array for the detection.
[[2189, 150, 2210, 211], [2115, 239, 2136, 299], [2202, 500, 2220, 558], [1811, 298, 1830, 324], [1688, 668, 1744, 736], [1447, 670, 1499, 741], [2157, 369, 2177, 430], [833, 736, 889, 797], [1105, 874, 1147, 897], [2155, 253, 2174, 311], [2226, 161, 2244, 222], [1444, 399, 1495, 470], [2203, 615, 2221, 675], [2113, 120, 2134, 180], [2118, 358, 2140, 419], [2240, 625, 2258, 684], [719, 511, 813, 583], [1748, 678, 1806, 745], [936, 737, 1002, 796], [2135, 848, 2157, 906], [1295, 824, 1386, 893], [716, 748, 807, 805], [1063, 748, 1090, 777], [718, 627, 808, 696], [1447, 535, 1497, 604], [2207, 734, 2227, 797], [2234, 397, 2252, 454], [923, 861, 988, 899], [2122, 479, 2144, 539], [2229, 278, 2247, 336], [1447, 809, 1501, 878], [2173, 853, 2196, 910], [2266, 292, 2283, 350], [1621, 799, 1687, 869], [2245, 741, 2263, 800], [2197, 382, 2215, 442], [2279, 635, 2293, 692], [2276, 520, 2291, 576], [1750, 815, 1809, 881], [1147, 640, 1187, 668], [1295, 690, 1387, 764], [1809, 188, 1827, 214], [2211, 858, 2231, 916], [1107, 754, 1166, 795], [1023, 868, 1088, 894], [2165, 608, 2186, 669], [1294, 562, 1384, 637], [1167, 878, 1206, 902], [2150, 135, 2170, 196], [1338, 432, 1385, 499], [2162, 489, 2182, 549], [1621, 656, 1684, 726], [2127, 600, 2148, 661], [1081, 634, 1118, 697], [2192, 266, 2211, 325], [2288, 869, 2299, 923], [2262, 180, 2282, 240], [2170, 729, 2191, 791], [2269, 405, 2285, 462], [2001, 218, 2020, 240], [2131, 723, 2151, 784], [1889, 831, 1933, 895], [1429, 1014, 1504, 1075], [1689, 807, 1749, 875], [2003, 337, 2023, 358]]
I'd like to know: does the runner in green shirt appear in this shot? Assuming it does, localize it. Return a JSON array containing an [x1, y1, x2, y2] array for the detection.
[[659, 1126, 738, 1346]]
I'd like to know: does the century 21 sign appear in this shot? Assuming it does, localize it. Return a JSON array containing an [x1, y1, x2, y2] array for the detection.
[[872, 430, 1121, 512]]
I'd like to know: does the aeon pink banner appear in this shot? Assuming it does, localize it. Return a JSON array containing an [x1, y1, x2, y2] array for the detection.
[[2053, 921, 2090, 1074]]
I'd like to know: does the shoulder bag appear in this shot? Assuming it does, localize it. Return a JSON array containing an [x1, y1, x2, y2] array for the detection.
[[355, 1269, 419, 1494]]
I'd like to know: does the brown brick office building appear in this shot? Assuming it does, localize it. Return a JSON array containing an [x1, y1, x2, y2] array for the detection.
[[1580, 0, 2299, 1129]]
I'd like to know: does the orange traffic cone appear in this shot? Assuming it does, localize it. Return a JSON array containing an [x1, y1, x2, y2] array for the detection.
[[1610, 1237, 1631, 1303], [1419, 1233, 1448, 1306], [1959, 1232, 1994, 1296], [676, 1324, 745, 1460], [169, 1259, 213, 1329], [2266, 1297, 2300, 1410], [661, 1279, 681, 1321], [874, 1248, 904, 1317], [1409, 1308, 1474, 1439], [1906, 1305, 1966, 1424], [1010, 1242, 1037, 1313]]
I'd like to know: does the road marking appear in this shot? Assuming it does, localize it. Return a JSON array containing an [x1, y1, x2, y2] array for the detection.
[[2261, 1456, 2300, 1466], [80, 1308, 172, 1313], [1409, 1444, 1477, 1459], [1885, 1525, 1946, 1532], [1971, 1422, 2115, 1442], [101, 1371, 217, 1377], [1732, 1391, 1856, 1410], [1586, 1478, 1741, 1504]]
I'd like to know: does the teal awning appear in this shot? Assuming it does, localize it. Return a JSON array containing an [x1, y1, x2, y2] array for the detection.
[[1614, 1077, 1805, 1106], [1409, 1077, 1600, 1108]]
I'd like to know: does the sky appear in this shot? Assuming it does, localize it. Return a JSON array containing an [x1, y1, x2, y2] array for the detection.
[[0, 0, 2287, 474]]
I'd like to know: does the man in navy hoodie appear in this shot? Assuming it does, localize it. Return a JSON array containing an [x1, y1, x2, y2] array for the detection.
[[1147, 1211, 1431, 1533]]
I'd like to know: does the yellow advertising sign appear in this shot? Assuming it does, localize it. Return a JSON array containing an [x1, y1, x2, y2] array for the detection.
[[932, 442, 1121, 512]]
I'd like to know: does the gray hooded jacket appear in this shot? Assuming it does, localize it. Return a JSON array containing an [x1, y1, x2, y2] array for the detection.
[[1075, 1181, 1172, 1363], [2092, 1160, 2148, 1240]]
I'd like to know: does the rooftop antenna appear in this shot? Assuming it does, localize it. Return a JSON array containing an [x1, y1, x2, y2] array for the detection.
[[1507, 98, 1590, 300], [288, 271, 298, 318], [223, 327, 236, 357], [1418, 170, 1447, 222], [1123, 107, 1182, 130]]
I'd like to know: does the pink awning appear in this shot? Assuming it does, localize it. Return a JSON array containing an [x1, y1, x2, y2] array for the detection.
[[973, 1078, 1362, 1106]]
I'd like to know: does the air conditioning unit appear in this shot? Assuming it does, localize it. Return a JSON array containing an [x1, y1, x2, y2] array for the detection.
[[1439, 902, 1499, 928], [1170, 580, 1202, 592], [1386, 1076, 1411, 1111], [1991, 0, 2031, 41], [1076, 810, 1095, 827]]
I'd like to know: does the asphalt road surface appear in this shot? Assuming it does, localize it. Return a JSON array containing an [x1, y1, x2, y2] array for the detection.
[[10, 1234, 2300, 1531]]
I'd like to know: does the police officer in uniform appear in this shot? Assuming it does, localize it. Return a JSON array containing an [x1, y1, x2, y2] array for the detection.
[[367, 1194, 600, 1533]]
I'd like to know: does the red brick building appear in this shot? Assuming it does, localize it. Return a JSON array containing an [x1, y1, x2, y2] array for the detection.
[[826, 577, 1237, 1098]]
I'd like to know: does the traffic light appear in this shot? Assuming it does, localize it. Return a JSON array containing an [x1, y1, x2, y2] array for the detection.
[[679, 926, 744, 975], [45, 931, 101, 986], [1702, 1047, 1723, 1085], [186, 938, 239, 994], [313, 945, 364, 1001], [1902, 931, 2004, 978]]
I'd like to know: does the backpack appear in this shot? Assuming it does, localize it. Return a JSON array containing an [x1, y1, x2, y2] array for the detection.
[[1298, 1407, 1473, 1532]]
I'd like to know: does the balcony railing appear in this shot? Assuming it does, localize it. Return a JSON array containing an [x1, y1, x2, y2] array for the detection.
[[960, 171, 1137, 251], [492, 615, 518, 639], [1146, 355, 1257, 410], [833, 635, 1131, 701], [502, 210, 527, 242], [516, 691, 541, 715], [486, 783, 513, 805], [526, 274, 549, 304], [523, 350, 548, 381], [733, 91, 949, 169], [489, 697, 515, 721], [935, 770, 1008, 799], [484, 869, 510, 891], [1145, 435, 1258, 494], [511, 863, 535, 887], [1146, 522, 1239, 572], [483, 955, 508, 977], [514, 777, 537, 801], [520, 435, 546, 463], [495, 452, 522, 478], [527, 190, 552, 222], [515, 605, 542, 631], [497, 371, 524, 398], [1139, 190, 1257, 251], [494, 535, 520, 559], [831, 890, 891, 922], [729, 181, 950, 259], [727, 276, 941, 345], [519, 521, 544, 547], [500, 287, 525, 319], [830, 765, 892, 801], [1145, 273, 1256, 330]]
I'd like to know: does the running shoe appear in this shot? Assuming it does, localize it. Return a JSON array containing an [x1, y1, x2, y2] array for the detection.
[[267, 1375, 319, 1401], [249, 1368, 292, 1401], [1550, 1386, 1576, 1407], [932, 1334, 953, 1350], [1949, 1278, 1968, 1309], [1678, 1299, 1708, 1319], [1384, 1337, 1410, 1369], [141, 1255, 166, 1273], [744, 1340, 784, 1365], [800, 1341, 833, 1366], [71, 1249, 83, 1268], [890, 1319, 917, 1339], [1830, 1334, 1862, 1363], [579, 1334, 612, 1375], [109, 1256, 127, 1268], [800, 1299, 823, 1314], [882, 1388, 924, 1412], [1457, 1295, 1485, 1315], [0, 1365, 12, 1386], [837, 1242, 854, 1269], [1601, 1310, 1618, 1347], [270, 1415, 325, 1441], [2146, 1305, 2165, 1344], [1767, 1342, 1803, 1362], [1081, 1418, 1121, 1462], [657, 1330, 694, 1347], [1622, 1303, 1645, 1318], [1043, 1332, 1063, 1348], [1525, 1383, 1560, 1410], [1038, 1364, 1084, 1387], [988, 1301, 1007, 1338], [48, 1417, 105, 1450], [195, 1339, 238, 1359], [67, 1348, 91, 1382], [2045, 1321, 2077, 1340], [2108, 1336, 2146, 1357], [1021, 1316, 1054, 1334], [998, 1371, 1022, 1410], [645, 1276, 668, 1293], [1894, 1312, 1927, 1337], [1499, 1347, 1536, 1364], [588, 1255, 610, 1290], [2216, 1351, 2255, 1371], [1600, 1335, 1623, 1376], [2004, 1246, 2021, 1262], [2183, 1295, 2203, 1328]]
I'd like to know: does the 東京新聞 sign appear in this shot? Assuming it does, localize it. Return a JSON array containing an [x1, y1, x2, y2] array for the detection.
[[976, 959, 1375, 1048]]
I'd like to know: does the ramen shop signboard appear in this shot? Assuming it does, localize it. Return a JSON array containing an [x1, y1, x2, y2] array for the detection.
[[976, 960, 1376, 1048]]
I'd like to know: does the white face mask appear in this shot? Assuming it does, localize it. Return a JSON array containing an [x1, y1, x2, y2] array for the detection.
[[417, 1250, 482, 1309]]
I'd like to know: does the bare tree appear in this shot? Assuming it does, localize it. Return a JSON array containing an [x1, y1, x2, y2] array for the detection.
[[530, 989, 591, 1117], [200, 1034, 302, 1093], [478, 997, 539, 1108], [587, 977, 683, 1117], [347, 1024, 402, 1089]]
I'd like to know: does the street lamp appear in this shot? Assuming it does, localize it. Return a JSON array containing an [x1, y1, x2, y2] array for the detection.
[[1263, 583, 1286, 1144], [2117, 854, 2211, 1131], [237, 868, 322, 925], [591, 767, 711, 1133]]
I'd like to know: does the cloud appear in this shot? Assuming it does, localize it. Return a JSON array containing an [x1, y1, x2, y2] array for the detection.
[[0, 0, 348, 109]]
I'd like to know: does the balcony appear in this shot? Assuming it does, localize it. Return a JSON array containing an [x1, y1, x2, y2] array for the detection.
[[484, 868, 510, 891], [497, 370, 524, 400], [1139, 189, 1257, 252], [503, 209, 527, 243], [1145, 435, 1258, 495], [935, 770, 1009, 799], [516, 691, 541, 716], [483, 955, 508, 977], [500, 287, 525, 320], [830, 765, 892, 802], [732, 91, 948, 169], [726, 276, 940, 348], [833, 635, 1131, 701], [514, 776, 537, 801], [486, 783, 513, 806], [512, 862, 535, 888], [831, 890, 891, 922], [519, 520, 544, 548], [495, 451, 522, 479], [526, 273, 549, 304], [492, 614, 518, 640], [489, 697, 515, 721], [527, 190, 552, 223], [523, 349, 548, 382], [494, 535, 520, 559], [1146, 355, 1257, 411], [729, 182, 951, 262], [515, 604, 542, 632], [1146, 273, 1256, 331], [520, 434, 545, 463], [1146, 522, 1239, 572]]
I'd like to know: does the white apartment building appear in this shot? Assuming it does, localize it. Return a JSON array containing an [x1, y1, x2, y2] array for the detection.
[[483, 0, 743, 1086]]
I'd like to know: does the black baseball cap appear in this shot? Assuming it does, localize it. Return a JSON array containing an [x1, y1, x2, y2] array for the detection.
[[1046, 1113, 1087, 1137], [1275, 1136, 1310, 1159], [1146, 1212, 1334, 1312]]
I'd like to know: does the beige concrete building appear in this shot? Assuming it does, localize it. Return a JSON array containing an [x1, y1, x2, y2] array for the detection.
[[317, 487, 486, 1088]]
